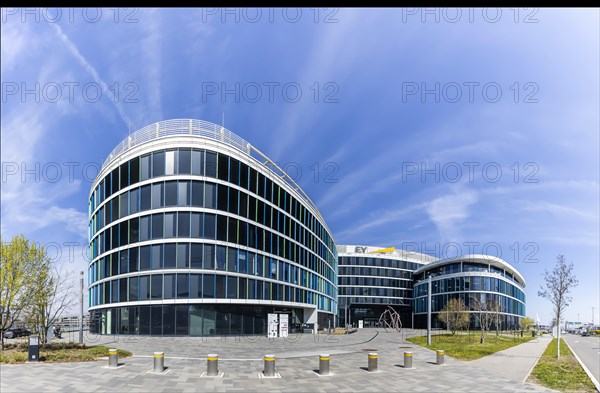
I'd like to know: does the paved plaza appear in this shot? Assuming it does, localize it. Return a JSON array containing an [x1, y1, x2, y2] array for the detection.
[[1, 329, 554, 392]]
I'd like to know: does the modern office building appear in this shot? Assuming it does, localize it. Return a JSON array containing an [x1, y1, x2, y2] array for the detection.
[[88, 119, 337, 336], [412, 255, 526, 330], [337, 245, 437, 328]]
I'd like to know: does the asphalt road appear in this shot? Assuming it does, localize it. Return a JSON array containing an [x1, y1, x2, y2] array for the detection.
[[563, 333, 600, 390]]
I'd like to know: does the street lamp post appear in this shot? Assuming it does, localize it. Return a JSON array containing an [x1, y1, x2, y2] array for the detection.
[[79, 271, 84, 344], [427, 275, 432, 346]]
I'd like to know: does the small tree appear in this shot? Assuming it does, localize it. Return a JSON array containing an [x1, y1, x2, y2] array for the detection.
[[471, 296, 499, 343], [438, 298, 469, 335], [0, 235, 49, 349], [25, 265, 77, 344], [520, 317, 535, 331], [538, 255, 578, 359]]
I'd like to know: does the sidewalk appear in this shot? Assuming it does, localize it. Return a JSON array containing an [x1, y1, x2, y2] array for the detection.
[[470, 335, 552, 382]]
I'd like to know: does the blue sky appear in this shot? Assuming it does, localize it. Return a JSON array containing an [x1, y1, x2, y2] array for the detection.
[[1, 8, 598, 325]]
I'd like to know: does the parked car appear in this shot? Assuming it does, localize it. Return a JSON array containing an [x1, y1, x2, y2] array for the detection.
[[581, 330, 590, 337], [3, 328, 31, 339]]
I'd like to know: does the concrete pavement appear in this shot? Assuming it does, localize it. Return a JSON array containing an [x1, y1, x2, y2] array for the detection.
[[1, 329, 554, 392], [470, 334, 552, 382]]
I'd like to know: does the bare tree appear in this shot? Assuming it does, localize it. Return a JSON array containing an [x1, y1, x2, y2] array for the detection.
[[25, 265, 78, 344], [471, 296, 499, 343], [438, 298, 470, 335], [538, 255, 578, 358]]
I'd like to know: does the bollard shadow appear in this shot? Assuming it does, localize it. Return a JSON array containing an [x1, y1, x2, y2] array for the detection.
[[359, 366, 369, 372], [394, 364, 411, 368]]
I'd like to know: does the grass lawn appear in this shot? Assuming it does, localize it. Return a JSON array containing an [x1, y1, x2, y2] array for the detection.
[[406, 332, 535, 360], [528, 338, 596, 392], [0, 342, 132, 364]]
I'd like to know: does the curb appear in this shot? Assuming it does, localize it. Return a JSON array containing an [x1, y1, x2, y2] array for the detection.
[[563, 339, 600, 392], [522, 336, 550, 382]]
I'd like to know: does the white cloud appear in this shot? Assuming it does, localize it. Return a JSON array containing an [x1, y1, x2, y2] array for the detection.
[[425, 189, 479, 243]]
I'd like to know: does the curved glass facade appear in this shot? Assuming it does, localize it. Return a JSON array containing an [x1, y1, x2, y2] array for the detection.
[[88, 121, 337, 335], [412, 258, 526, 330], [337, 245, 436, 328]]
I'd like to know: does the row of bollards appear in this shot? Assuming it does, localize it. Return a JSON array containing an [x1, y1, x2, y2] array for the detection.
[[107, 349, 445, 374]]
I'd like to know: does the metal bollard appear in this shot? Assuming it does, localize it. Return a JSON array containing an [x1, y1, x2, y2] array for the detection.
[[319, 354, 330, 375], [207, 354, 218, 376], [153, 352, 164, 373], [263, 354, 276, 377], [108, 348, 118, 368], [368, 352, 378, 372], [436, 350, 444, 365], [404, 351, 413, 369]]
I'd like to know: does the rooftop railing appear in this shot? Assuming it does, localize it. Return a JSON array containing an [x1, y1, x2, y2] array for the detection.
[[99, 119, 328, 230]]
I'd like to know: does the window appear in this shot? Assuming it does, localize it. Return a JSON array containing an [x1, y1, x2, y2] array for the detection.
[[129, 188, 139, 214], [205, 151, 217, 178], [165, 181, 177, 206], [205, 183, 216, 208], [227, 276, 237, 299], [178, 212, 190, 237], [190, 274, 202, 298], [153, 151, 165, 177], [151, 275, 162, 299], [151, 245, 162, 270], [204, 213, 216, 239], [119, 192, 128, 218], [177, 274, 189, 298], [152, 213, 164, 239], [218, 154, 228, 181], [140, 245, 151, 270], [164, 274, 175, 299], [164, 243, 176, 269], [164, 212, 176, 238], [140, 216, 151, 242], [140, 185, 151, 211], [191, 213, 201, 238], [165, 150, 176, 175], [177, 243, 189, 268], [191, 150, 203, 176], [190, 243, 202, 268], [191, 181, 203, 207], [129, 248, 139, 272], [152, 182, 164, 209], [139, 276, 150, 300], [178, 181, 190, 206], [203, 274, 215, 298], [129, 276, 138, 301], [178, 149, 191, 174], [216, 246, 226, 271], [130, 157, 139, 184], [203, 244, 215, 270], [141, 154, 151, 180]]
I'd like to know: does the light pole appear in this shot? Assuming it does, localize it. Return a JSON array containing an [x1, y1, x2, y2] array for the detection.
[[592, 307, 596, 327], [79, 271, 84, 344], [427, 275, 432, 346]]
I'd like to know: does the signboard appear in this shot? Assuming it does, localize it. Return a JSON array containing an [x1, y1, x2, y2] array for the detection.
[[279, 314, 289, 338], [267, 313, 278, 338], [358, 320, 364, 329]]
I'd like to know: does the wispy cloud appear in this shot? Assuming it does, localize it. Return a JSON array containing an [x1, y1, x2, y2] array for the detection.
[[49, 22, 133, 127], [425, 188, 479, 243]]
